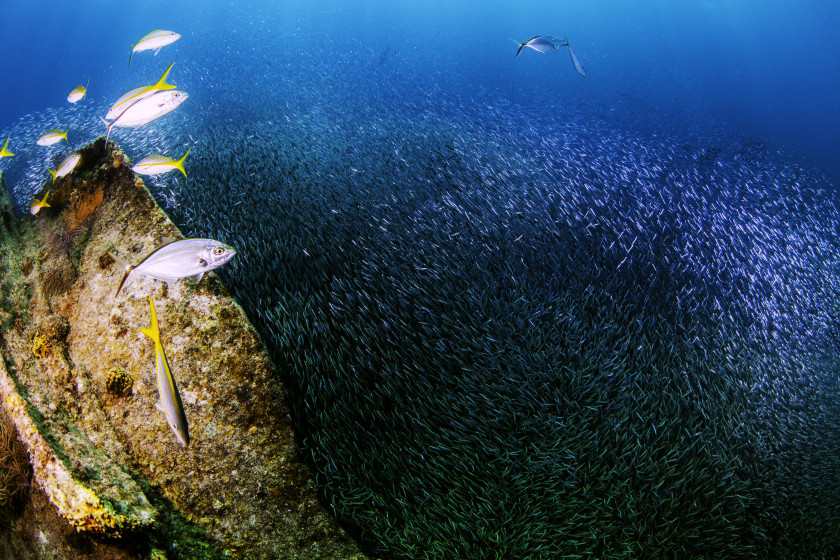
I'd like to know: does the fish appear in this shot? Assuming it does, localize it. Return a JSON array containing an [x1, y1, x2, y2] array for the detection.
[[104, 90, 189, 145], [132, 147, 190, 178], [129, 29, 181, 67], [140, 296, 189, 446], [30, 191, 50, 215], [36, 129, 69, 146], [566, 43, 587, 77], [0, 136, 13, 158], [106, 62, 176, 120], [67, 78, 89, 103], [114, 238, 236, 296], [515, 35, 567, 57], [47, 152, 81, 183]]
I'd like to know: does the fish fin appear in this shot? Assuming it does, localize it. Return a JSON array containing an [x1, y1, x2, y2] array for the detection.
[[175, 147, 189, 178], [61, 130, 69, 143], [139, 296, 160, 342], [47, 169, 57, 184], [153, 47, 161, 56], [154, 62, 177, 91], [161, 237, 175, 246], [155, 401, 164, 413], [103, 119, 114, 147], [195, 272, 204, 284], [112, 252, 133, 296]]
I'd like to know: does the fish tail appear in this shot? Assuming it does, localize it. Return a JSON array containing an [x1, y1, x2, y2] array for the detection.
[[128, 48, 134, 68], [61, 130, 68, 143], [102, 118, 113, 147], [155, 62, 176, 91], [111, 252, 133, 295], [47, 169, 57, 184], [176, 147, 190, 178], [139, 296, 160, 343], [516, 43, 525, 57]]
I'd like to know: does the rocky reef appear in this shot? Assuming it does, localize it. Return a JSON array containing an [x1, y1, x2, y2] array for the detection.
[[0, 142, 368, 559]]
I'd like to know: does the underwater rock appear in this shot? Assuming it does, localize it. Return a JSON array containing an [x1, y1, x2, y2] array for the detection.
[[0, 141, 367, 559]]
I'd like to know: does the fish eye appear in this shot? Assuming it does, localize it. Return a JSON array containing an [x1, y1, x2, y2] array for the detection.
[[213, 247, 225, 256]]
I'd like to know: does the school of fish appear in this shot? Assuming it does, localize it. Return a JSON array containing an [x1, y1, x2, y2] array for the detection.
[[0, 28, 234, 447], [1, 17, 838, 560]]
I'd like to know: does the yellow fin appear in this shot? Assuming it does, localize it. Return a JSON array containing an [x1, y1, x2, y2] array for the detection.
[[139, 296, 160, 343], [0, 136, 14, 157], [153, 62, 176, 91], [175, 147, 190, 178]]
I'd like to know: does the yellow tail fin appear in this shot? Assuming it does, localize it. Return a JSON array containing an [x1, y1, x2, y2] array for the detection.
[[153, 62, 176, 91], [139, 296, 161, 343], [175, 147, 190, 178]]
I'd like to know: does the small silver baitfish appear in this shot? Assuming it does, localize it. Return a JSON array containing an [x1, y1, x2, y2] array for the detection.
[[115, 238, 236, 296], [140, 296, 189, 446]]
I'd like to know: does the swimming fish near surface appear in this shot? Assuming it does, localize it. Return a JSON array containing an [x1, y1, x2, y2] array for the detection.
[[104, 90, 189, 145], [129, 29, 181, 67], [67, 79, 89, 103], [114, 238, 236, 296], [140, 296, 189, 446], [106, 62, 176, 120], [30, 191, 50, 215], [37, 129, 68, 146], [132, 148, 190, 178], [515, 35, 567, 57], [0, 136, 13, 158], [47, 152, 81, 183]]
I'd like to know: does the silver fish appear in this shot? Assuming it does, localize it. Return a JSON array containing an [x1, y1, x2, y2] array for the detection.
[[115, 238, 236, 295], [105, 90, 189, 145], [567, 44, 587, 77], [140, 296, 189, 446], [516, 35, 566, 57]]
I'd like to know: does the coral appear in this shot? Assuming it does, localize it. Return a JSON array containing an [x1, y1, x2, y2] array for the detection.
[[105, 367, 133, 397], [31, 330, 51, 359], [0, 407, 31, 523], [30, 317, 70, 359]]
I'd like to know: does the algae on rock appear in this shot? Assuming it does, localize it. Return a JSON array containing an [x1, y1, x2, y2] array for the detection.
[[0, 141, 368, 559]]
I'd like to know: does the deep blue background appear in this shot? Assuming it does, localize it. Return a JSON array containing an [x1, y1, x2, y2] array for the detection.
[[1, 0, 839, 183]]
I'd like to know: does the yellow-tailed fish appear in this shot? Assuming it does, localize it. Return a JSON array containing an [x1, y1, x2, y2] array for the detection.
[[140, 296, 189, 446], [67, 78, 90, 103], [106, 62, 176, 120], [104, 90, 189, 145], [30, 191, 50, 215], [129, 29, 181, 67], [114, 238, 236, 296], [47, 152, 81, 184], [0, 136, 13, 158], [132, 148, 190, 178], [37, 129, 69, 147]]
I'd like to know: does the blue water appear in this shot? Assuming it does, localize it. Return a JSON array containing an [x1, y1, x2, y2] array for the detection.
[[1, 1, 839, 184], [3, 2, 840, 559]]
